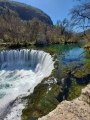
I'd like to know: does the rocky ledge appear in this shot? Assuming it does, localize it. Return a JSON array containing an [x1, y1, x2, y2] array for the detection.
[[84, 44, 90, 49], [38, 84, 90, 120]]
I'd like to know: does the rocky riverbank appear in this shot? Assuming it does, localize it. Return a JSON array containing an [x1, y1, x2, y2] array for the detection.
[[38, 84, 90, 120]]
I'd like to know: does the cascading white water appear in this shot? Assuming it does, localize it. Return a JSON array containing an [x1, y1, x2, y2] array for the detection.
[[0, 49, 54, 120]]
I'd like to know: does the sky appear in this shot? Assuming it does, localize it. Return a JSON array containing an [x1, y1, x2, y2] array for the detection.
[[14, 0, 78, 24]]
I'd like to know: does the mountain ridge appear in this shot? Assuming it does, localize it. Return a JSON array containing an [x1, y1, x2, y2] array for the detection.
[[0, 0, 53, 25]]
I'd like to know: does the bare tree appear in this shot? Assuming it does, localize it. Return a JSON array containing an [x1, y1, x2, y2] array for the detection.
[[70, 0, 90, 38]]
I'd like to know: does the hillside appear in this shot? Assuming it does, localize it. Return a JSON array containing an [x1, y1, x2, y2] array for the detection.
[[0, 0, 53, 25]]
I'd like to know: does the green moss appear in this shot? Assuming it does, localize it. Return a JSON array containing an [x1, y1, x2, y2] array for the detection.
[[43, 48, 61, 55], [85, 50, 90, 63], [38, 85, 62, 115], [66, 63, 90, 101], [23, 45, 36, 49], [67, 63, 90, 101], [72, 64, 90, 78], [57, 67, 71, 81], [67, 78, 86, 100], [22, 83, 47, 120], [21, 55, 59, 120], [22, 80, 62, 120]]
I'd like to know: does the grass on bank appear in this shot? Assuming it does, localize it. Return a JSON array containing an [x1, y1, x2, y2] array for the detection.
[[67, 78, 86, 100], [72, 64, 90, 78]]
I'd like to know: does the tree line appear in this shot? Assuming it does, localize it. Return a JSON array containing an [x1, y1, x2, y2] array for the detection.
[[0, 5, 87, 46]]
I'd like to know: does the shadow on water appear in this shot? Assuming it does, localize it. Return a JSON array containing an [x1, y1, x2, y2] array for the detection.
[[75, 74, 90, 85], [56, 71, 90, 102]]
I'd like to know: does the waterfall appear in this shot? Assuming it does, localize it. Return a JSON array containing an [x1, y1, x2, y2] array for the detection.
[[0, 49, 54, 119]]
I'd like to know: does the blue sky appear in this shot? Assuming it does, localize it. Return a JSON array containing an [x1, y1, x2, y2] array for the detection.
[[14, 0, 78, 24]]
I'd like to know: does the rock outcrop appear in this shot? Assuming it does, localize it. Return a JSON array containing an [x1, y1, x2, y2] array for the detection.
[[0, 0, 53, 25], [38, 84, 90, 120], [80, 84, 90, 103]]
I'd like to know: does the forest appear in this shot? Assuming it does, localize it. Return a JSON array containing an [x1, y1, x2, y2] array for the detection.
[[0, 0, 90, 47], [0, 10, 81, 47]]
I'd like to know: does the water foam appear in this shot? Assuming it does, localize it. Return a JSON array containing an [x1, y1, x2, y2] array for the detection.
[[0, 49, 54, 119]]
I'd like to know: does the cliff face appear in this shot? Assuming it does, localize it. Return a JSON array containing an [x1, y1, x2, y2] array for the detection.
[[0, 0, 53, 25], [38, 84, 90, 120]]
